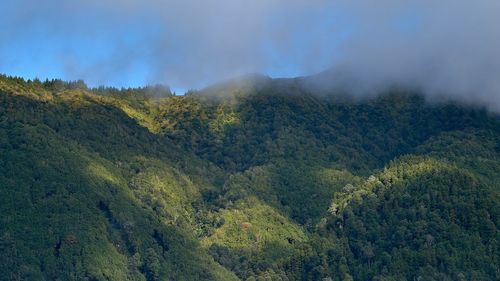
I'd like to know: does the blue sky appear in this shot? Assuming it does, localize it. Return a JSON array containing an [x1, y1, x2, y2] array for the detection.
[[1, 0, 499, 110], [0, 1, 343, 92]]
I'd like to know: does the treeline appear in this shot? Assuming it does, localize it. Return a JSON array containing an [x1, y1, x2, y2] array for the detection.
[[0, 74, 173, 98], [0, 74, 498, 280]]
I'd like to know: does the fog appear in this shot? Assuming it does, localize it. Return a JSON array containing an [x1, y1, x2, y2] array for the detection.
[[1, 0, 499, 111]]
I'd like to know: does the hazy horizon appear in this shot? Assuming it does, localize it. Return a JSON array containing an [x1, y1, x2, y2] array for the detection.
[[1, 1, 500, 110]]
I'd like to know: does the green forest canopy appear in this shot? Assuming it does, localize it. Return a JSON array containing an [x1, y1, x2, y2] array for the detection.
[[0, 74, 499, 280]]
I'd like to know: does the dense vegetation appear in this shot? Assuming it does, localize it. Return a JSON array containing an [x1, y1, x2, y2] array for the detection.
[[0, 74, 498, 280]]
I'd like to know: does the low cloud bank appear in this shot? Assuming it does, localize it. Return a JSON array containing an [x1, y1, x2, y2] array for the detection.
[[1, 1, 499, 111]]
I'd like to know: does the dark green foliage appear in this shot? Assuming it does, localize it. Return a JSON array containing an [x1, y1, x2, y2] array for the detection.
[[0, 74, 499, 280], [322, 156, 499, 280]]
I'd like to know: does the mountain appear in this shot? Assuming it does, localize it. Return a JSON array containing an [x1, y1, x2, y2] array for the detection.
[[0, 74, 498, 281]]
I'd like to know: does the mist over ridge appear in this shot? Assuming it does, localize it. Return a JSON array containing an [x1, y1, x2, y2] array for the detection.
[[1, 0, 500, 111]]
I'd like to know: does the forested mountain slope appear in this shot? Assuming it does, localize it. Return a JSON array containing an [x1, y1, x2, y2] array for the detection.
[[0, 74, 498, 280]]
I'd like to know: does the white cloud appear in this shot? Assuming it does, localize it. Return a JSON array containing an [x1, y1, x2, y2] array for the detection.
[[1, 0, 500, 111]]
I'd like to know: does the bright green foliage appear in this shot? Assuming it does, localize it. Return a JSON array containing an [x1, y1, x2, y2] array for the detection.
[[0, 74, 499, 280], [322, 156, 499, 280]]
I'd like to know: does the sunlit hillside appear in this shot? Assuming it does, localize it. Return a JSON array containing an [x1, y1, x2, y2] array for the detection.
[[1, 74, 499, 280]]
